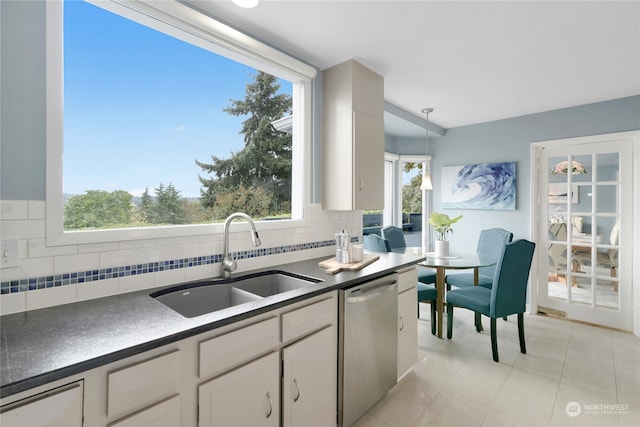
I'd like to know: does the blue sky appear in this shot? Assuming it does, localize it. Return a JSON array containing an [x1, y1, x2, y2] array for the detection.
[[63, 0, 291, 198]]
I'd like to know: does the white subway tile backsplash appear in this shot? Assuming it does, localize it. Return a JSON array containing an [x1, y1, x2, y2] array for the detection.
[[55, 253, 100, 275], [138, 247, 172, 264], [28, 201, 46, 219], [184, 263, 215, 282], [0, 200, 28, 220], [0, 292, 26, 315], [28, 238, 78, 258], [19, 257, 55, 278], [1, 219, 45, 239], [26, 284, 77, 311], [78, 241, 120, 254], [119, 273, 155, 294], [154, 268, 187, 288], [1, 199, 361, 313], [77, 279, 119, 302], [103, 250, 139, 269]]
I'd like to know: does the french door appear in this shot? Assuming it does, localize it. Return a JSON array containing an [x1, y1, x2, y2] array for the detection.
[[535, 132, 635, 331]]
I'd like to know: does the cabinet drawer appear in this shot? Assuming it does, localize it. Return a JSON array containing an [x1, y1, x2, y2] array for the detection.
[[397, 267, 418, 293], [282, 296, 336, 342], [1, 381, 83, 427], [107, 350, 180, 418], [108, 395, 180, 427], [199, 316, 279, 379]]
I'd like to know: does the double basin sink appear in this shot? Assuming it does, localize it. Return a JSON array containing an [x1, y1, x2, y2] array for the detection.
[[150, 270, 322, 318]]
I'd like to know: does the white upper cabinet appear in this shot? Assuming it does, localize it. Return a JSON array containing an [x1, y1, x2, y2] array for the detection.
[[322, 60, 384, 210]]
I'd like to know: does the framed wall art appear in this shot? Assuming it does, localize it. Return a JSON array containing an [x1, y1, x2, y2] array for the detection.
[[441, 161, 516, 210], [548, 183, 579, 204]]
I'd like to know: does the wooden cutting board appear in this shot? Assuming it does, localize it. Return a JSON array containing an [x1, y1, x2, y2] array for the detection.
[[319, 254, 380, 274]]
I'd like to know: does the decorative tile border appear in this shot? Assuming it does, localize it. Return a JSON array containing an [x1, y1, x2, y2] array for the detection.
[[1, 240, 335, 295]]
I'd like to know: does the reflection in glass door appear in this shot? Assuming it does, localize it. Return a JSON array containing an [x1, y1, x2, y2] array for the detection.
[[538, 136, 632, 330]]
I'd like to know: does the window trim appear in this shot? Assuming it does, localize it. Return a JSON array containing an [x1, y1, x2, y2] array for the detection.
[[45, 0, 315, 245]]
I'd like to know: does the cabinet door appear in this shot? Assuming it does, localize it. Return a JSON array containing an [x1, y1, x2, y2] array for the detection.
[[397, 286, 418, 380], [282, 326, 337, 427], [353, 111, 384, 210], [198, 352, 279, 427], [0, 382, 83, 427]]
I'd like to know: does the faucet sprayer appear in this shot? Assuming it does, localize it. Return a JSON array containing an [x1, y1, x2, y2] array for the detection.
[[220, 213, 261, 278]]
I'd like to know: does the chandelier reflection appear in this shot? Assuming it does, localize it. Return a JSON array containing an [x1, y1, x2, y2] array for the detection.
[[551, 160, 587, 175]]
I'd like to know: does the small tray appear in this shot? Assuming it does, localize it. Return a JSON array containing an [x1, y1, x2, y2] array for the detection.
[[319, 254, 380, 275]]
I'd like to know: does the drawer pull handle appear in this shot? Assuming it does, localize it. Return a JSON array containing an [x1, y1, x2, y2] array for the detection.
[[264, 391, 273, 418], [293, 378, 301, 402]]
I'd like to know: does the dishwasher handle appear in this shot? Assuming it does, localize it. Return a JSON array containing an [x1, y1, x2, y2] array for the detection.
[[345, 279, 397, 304]]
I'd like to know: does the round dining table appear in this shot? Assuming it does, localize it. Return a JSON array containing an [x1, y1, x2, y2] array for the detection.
[[392, 247, 496, 338]]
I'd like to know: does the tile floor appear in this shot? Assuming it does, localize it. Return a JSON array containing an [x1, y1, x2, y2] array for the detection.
[[355, 305, 640, 427]]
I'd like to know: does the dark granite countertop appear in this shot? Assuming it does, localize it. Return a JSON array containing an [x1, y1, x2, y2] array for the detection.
[[0, 250, 422, 398]]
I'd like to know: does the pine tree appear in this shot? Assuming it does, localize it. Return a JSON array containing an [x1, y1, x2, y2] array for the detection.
[[196, 71, 292, 218]]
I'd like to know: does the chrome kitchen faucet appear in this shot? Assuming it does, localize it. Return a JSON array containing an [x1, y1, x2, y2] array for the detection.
[[220, 213, 262, 278]]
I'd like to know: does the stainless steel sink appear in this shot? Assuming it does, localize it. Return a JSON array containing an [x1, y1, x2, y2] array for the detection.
[[151, 270, 321, 318], [233, 271, 320, 297]]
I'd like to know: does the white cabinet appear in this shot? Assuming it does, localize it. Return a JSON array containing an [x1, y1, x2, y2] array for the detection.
[[198, 352, 280, 427], [322, 59, 384, 210], [198, 293, 338, 427], [0, 381, 83, 427], [107, 350, 181, 421], [1, 291, 339, 427], [283, 326, 337, 427], [397, 268, 418, 380]]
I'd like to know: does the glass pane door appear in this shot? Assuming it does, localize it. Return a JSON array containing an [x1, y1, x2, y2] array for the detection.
[[538, 138, 632, 330]]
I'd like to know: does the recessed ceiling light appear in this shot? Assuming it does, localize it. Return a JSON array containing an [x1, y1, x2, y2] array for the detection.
[[232, 0, 259, 8]]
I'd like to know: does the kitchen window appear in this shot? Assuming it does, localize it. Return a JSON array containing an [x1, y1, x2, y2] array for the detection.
[[45, 0, 315, 245]]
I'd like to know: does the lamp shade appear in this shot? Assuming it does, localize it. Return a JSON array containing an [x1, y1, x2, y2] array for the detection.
[[232, 0, 259, 8], [421, 171, 433, 190], [551, 160, 587, 175]]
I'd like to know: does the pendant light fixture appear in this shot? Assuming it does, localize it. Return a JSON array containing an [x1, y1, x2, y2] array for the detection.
[[232, 0, 259, 8], [420, 108, 434, 190]]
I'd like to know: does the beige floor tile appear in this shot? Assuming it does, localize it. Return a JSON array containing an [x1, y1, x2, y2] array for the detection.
[[491, 368, 559, 424], [365, 370, 440, 427], [413, 388, 490, 427], [481, 408, 537, 426], [352, 413, 390, 427], [360, 307, 640, 427], [443, 356, 511, 407]]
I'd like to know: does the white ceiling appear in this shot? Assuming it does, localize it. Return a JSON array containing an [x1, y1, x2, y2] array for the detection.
[[187, 0, 640, 136]]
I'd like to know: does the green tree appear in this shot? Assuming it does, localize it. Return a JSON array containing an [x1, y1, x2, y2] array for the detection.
[[211, 185, 272, 219], [402, 162, 424, 214], [139, 187, 154, 223], [139, 183, 187, 225], [64, 190, 133, 229], [196, 71, 292, 218], [156, 183, 187, 224]]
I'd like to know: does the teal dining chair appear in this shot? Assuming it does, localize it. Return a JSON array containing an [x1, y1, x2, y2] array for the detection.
[[445, 227, 513, 290], [417, 282, 438, 335], [381, 226, 406, 249], [446, 239, 535, 362], [381, 225, 437, 285], [363, 234, 392, 252]]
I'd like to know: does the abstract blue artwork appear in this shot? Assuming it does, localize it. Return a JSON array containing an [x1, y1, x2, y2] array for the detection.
[[441, 162, 516, 210]]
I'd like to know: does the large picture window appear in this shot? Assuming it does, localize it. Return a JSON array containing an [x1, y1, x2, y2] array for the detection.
[[46, 0, 315, 245]]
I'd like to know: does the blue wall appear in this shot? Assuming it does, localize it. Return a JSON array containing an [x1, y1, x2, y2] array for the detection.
[[408, 96, 640, 252]]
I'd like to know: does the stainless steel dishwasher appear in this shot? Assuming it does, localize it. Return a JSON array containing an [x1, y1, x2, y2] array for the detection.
[[339, 273, 398, 426]]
